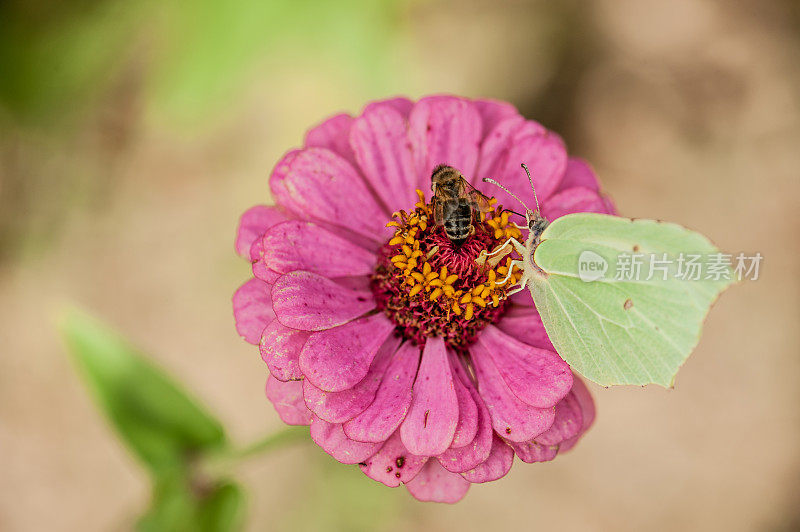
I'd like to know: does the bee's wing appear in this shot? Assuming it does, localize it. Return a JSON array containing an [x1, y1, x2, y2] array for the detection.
[[465, 183, 493, 213], [431, 197, 446, 226]]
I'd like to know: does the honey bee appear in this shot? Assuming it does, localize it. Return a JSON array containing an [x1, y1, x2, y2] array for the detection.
[[430, 164, 492, 246]]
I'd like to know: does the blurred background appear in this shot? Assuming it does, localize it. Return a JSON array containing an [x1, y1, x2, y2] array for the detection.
[[1, 0, 799, 530]]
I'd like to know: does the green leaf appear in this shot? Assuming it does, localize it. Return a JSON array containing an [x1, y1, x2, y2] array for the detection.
[[60, 309, 226, 474], [196, 482, 246, 532], [529, 213, 734, 387], [136, 476, 245, 532]]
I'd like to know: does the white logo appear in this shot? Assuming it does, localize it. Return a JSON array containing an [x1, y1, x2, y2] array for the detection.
[[578, 250, 608, 282]]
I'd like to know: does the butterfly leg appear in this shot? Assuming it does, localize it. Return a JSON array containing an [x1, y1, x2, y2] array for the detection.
[[494, 259, 526, 287], [476, 237, 527, 268]]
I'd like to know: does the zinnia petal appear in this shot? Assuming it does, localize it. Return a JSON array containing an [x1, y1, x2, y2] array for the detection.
[[400, 337, 459, 456], [470, 342, 555, 442], [409, 96, 482, 185], [350, 103, 419, 213], [235, 205, 289, 258], [510, 439, 559, 463], [271, 271, 373, 331], [405, 459, 471, 504], [534, 390, 584, 446], [559, 375, 596, 452], [266, 149, 300, 215], [265, 376, 312, 426], [437, 363, 493, 473], [303, 335, 401, 424], [363, 96, 413, 118], [270, 147, 389, 241], [448, 358, 479, 448], [541, 186, 612, 220], [476, 117, 566, 203], [460, 434, 514, 483], [477, 325, 572, 408], [558, 157, 600, 192], [304, 113, 356, 165], [300, 313, 394, 392], [233, 278, 275, 345], [310, 416, 381, 464], [496, 306, 555, 351], [473, 98, 520, 141], [259, 220, 376, 277], [343, 342, 419, 443], [360, 430, 427, 487], [259, 320, 308, 382], [250, 237, 280, 284]]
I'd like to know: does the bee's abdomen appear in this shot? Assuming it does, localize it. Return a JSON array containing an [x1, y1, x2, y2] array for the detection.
[[443, 201, 473, 245]]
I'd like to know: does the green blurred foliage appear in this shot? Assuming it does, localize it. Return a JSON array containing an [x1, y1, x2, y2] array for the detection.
[[138, 476, 245, 532], [61, 309, 246, 530], [0, 0, 404, 128], [61, 309, 227, 474]]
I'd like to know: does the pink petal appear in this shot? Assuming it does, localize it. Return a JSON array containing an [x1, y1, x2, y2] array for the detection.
[[250, 237, 280, 284], [304, 113, 356, 165], [300, 313, 394, 392], [510, 439, 559, 463], [267, 149, 301, 214], [497, 306, 555, 351], [461, 434, 514, 483], [271, 271, 374, 331], [476, 117, 566, 204], [406, 459, 470, 504], [400, 337, 459, 456], [360, 430, 428, 487], [475, 116, 543, 182], [477, 326, 572, 408], [259, 220, 376, 277], [309, 416, 381, 464], [265, 376, 312, 426], [303, 335, 401, 424], [259, 320, 308, 381], [270, 148, 389, 242], [535, 390, 583, 446], [232, 278, 275, 345], [473, 98, 520, 141], [557, 157, 600, 192], [350, 104, 419, 213], [235, 205, 289, 258], [448, 357, 479, 448], [409, 96, 482, 185], [343, 342, 420, 443], [363, 96, 413, 118], [602, 194, 618, 216], [541, 186, 611, 221], [559, 375, 596, 452], [437, 362, 493, 473], [470, 341, 555, 443]]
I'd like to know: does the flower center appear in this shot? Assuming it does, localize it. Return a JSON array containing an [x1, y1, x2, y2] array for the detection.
[[370, 189, 523, 351]]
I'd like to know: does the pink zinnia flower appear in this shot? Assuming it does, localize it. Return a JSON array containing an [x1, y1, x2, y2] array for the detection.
[[233, 95, 613, 503]]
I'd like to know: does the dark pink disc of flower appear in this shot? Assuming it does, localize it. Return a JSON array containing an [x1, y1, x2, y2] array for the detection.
[[233, 95, 613, 503]]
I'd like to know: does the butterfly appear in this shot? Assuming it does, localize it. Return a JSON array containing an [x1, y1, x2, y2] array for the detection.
[[478, 164, 734, 387]]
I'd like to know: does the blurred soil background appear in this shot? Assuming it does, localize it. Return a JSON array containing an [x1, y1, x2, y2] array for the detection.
[[1, 0, 799, 530]]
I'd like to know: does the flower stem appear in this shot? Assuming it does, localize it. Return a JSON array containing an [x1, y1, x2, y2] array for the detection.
[[200, 426, 309, 477], [228, 425, 309, 461]]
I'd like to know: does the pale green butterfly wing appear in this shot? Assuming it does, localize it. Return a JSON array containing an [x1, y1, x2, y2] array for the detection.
[[527, 213, 734, 387]]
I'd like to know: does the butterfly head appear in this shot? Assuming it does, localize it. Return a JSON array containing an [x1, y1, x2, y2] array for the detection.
[[482, 163, 549, 239]]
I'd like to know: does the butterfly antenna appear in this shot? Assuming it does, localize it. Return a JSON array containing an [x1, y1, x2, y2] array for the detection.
[[520, 163, 540, 213], [482, 178, 531, 212]]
